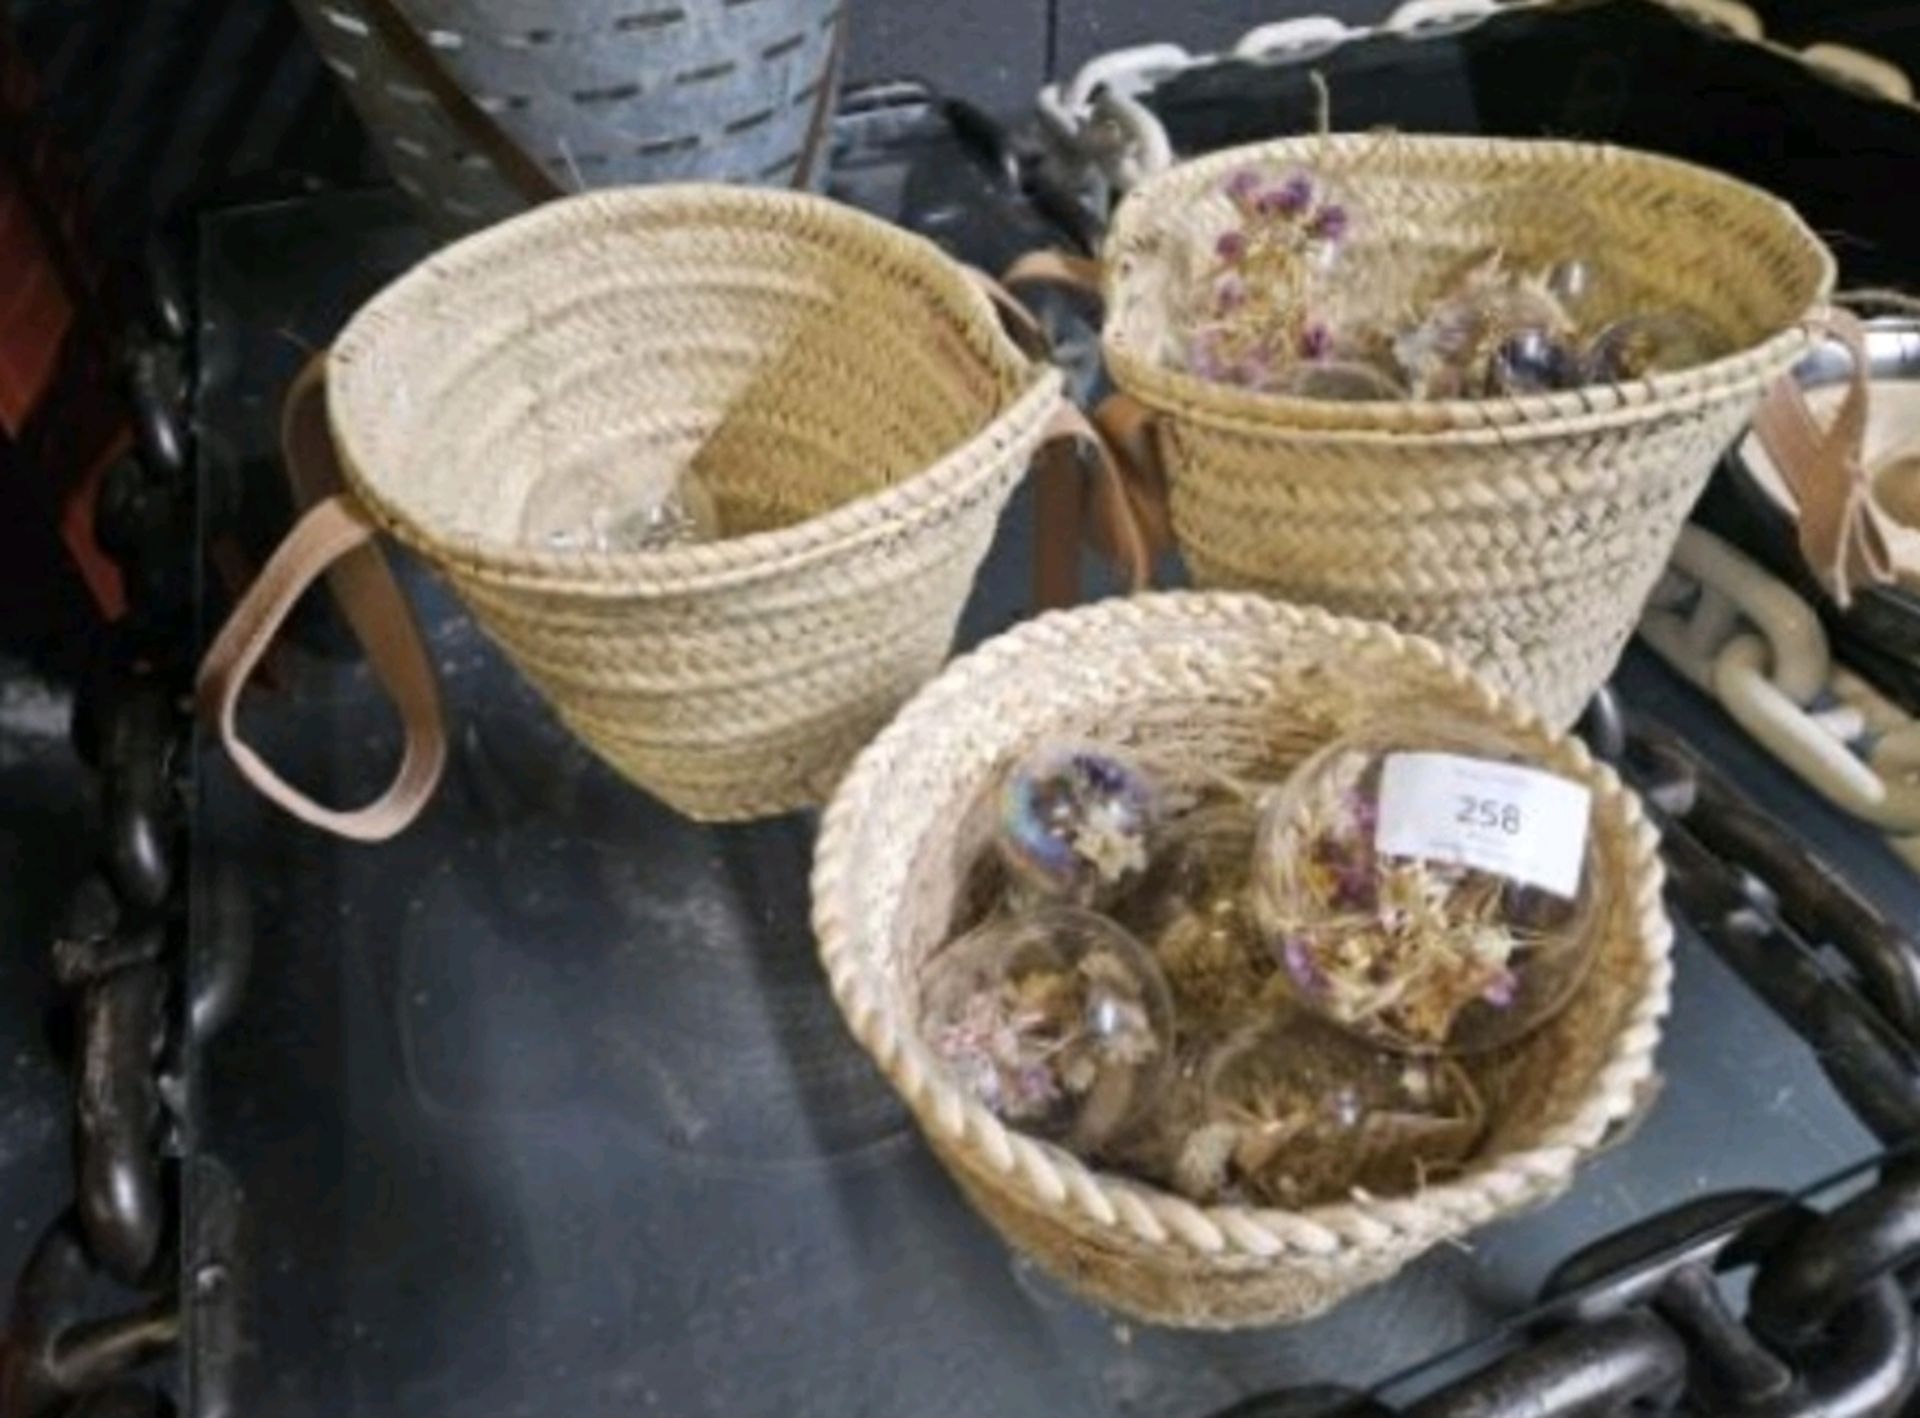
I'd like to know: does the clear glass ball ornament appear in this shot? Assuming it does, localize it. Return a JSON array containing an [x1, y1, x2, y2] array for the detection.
[[1181, 1011, 1488, 1207], [519, 463, 721, 553], [920, 906, 1176, 1151], [1584, 310, 1727, 382], [1272, 359, 1408, 402], [1486, 327, 1581, 396], [995, 743, 1159, 906], [1113, 802, 1268, 1020], [1250, 722, 1602, 1056], [1543, 257, 1604, 317]]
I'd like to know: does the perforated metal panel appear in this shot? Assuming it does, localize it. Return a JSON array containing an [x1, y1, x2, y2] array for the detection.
[[291, 0, 841, 233]]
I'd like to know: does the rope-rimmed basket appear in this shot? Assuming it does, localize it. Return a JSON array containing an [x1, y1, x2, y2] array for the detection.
[[1088, 134, 1835, 728], [813, 593, 1672, 1328], [198, 185, 1070, 838]]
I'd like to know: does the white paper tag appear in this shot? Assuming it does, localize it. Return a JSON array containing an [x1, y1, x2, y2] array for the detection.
[[1375, 752, 1592, 899]]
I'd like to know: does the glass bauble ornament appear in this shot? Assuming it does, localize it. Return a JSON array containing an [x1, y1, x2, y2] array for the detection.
[[1272, 360, 1408, 402], [920, 906, 1175, 1151], [1584, 310, 1726, 382], [1486, 327, 1580, 395], [1176, 1011, 1487, 1206], [520, 464, 720, 552], [1543, 258, 1602, 318], [1115, 802, 1268, 1021], [995, 743, 1158, 905], [1250, 721, 1601, 1055]]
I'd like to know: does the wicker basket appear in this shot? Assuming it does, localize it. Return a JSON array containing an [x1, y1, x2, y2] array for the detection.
[[1056, 134, 1834, 728], [198, 185, 1073, 839], [813, 592, 1672, 1328], [292, 0, 841, 235]]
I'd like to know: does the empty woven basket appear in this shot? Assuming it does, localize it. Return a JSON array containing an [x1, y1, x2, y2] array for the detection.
[[814, 592, 1671, 1327], [198, 185, 1070, 838], [1068, 135, 1834, 728]]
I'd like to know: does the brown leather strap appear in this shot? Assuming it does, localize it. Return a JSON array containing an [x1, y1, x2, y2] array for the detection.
[[1032, 400, 1153, 607], [1001, 253, 1170, 608], [1091, 391, 1174, 557], [195, 368, 446, 842], [357, 0, 563, 205], [1003, 249, 1104, 296], [1751, 307, 1895, 606], [965, 267, 1052, 362], [281, 354, 342, 508]]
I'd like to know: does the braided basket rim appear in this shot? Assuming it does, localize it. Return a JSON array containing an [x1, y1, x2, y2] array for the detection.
[[325, 183, 1059, 597], [813, 592, 1674, 1260], [1102, 134, 1834, 436]]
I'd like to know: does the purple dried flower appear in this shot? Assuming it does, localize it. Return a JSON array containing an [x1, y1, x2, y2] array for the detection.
[[1223, 168, 1262, 203], [1188, 334, 1224, 381], [1343, 786, 1379, 838], [1214, 230, 1247, 263], [1232, 352, 1272, 390], [1258, 172, 1314, 217], [1283, 936, 1330, 997], [1482, 970, 1518, 1009], [1214, 274, 1247, 313], [1298, 322, 1332, 361], [1009, 1062, 1062, 1112], [1331, 859, 1376, 911], [1309, 203, 1350, 241]]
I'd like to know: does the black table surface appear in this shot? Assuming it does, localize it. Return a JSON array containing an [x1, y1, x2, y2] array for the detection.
[[186, 174, 1917, 1417]]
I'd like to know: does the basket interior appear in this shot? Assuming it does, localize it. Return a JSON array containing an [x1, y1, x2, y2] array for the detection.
[[828, 603, 1659, 1223], [1106, 134, 1832, 393], [327, 187, 1034, 555]]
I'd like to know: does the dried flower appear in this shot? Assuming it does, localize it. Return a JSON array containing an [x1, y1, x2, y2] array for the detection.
[[1254, 176, 1315, 218], [1223, 168, 1263, 203], [1308, 203, 1349, 241], [1182, 1015, 1489, 1207], [921, 908, 1173, 1151], [997, 744, 1158, 905], [1251, 741, 1593, 1054], [1182, 159, 1358, 393]]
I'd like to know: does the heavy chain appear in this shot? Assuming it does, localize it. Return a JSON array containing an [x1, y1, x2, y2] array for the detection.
[[1034, 0, 1920, 213], [1, 240, 230, 1418], [1203, 696, 1920, 1416]]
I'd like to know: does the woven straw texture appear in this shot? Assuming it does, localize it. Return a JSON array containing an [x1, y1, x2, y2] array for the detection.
[[1099, 135, 1835, 728], [814, 593, 1672, 1328], [325, 184, 1061, 821], [292, 0, 839, 234]]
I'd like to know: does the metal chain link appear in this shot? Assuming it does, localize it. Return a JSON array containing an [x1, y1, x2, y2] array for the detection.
[[1035, 1, 1920, 214], [3, 239, 208, 1418], [1196, 697, 1920, 1416]]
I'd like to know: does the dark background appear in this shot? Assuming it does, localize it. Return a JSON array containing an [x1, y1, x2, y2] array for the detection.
[[9, 0, 1920, 261]]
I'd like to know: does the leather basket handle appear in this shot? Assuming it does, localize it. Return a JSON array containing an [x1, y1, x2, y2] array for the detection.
[[195, 362, 446, 842], [1033, 401, 1154, 607], [1750, 306, 1895, 607], [1001, 251, 1174, 607]]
